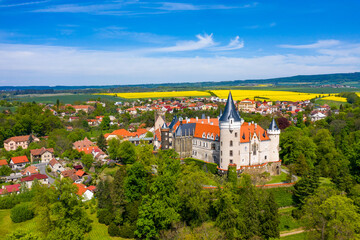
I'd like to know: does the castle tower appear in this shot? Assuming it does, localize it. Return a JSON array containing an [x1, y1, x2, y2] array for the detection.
[[160, 123, 170, 150], [219, 92, 242, 170], [267, 118, 280, 162]]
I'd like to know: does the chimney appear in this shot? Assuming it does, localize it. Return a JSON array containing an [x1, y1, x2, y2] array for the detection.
[[255, 123, 257, 128], [196, 116, 198, 121], [207, 116, 210, 123], [210, 122, 213, 125]]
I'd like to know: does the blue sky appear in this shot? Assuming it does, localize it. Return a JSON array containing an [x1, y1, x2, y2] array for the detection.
[[0, 0, 360, 86]]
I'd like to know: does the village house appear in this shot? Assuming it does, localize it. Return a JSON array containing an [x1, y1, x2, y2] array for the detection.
[[4, 135, 40, 151], [238, 99, 256, 112], [60, 169, 81, 183], [73, 137, 95, 150], [21, 174, 48, 189], [73, 183, 96, 201], [0, 184, 21, 195], [10, 156, 29, 170], [49, 158, 65, 173], [311, 111, 327, 122], [30, 147, 54, 163], [21, 165, 39, 176], [72, 105, 95, 114]]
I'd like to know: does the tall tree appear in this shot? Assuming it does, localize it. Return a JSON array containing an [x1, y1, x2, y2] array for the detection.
[[97, 133, 107, 151]]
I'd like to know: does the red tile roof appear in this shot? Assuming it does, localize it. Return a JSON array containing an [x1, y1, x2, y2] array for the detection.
[[0, 184, 21, 195], [21, 174, 48, 182], [4, 135, 30, 144], [49, 158, 59, 167], [11, 155, 29, 164], [30, 147, 54, 156], [21, 166, 39, 175], [73, 183, 87, 196], [194, 123, 220, 140], [0, 159, 8, 166], [77, 146, 101, 154], [76, 170, 86, 177], [240, 122, 270, 143], [87, 185, 96, 192]]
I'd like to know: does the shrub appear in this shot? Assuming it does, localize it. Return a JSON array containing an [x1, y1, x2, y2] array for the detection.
[[184, 158, 218, 174], [118, 222, 136, 238], [10, 202, 34, 223], [108, 223, 120, 237], [97, 209, 114, 225]]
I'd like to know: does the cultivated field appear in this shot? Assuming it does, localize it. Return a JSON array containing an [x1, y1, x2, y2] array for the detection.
[[212, 90, 325, 101], [321, 96, 347, 102], [96, 91, 211, 99]]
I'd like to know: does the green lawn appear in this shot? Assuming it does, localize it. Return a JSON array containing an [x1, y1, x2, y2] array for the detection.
[[280, 232, 306, 240], [267, 172, 288, 184], [86, 209, 127, 240], [265, 187, 294, 207], [0, 209, 38, 238], [279, 207, 301, 232]]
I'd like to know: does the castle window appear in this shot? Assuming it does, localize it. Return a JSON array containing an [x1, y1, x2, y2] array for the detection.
[[211, 143, 216, 150], [245, 146, 247, 151], [235, 132, 238, 137], [221, 151, 222, 156], [230, 150, 233, 157], [230, 120, 233, 124], [265, 156, 267, 160], [230, 140, 233, 147], [221, 141, 223, 146]]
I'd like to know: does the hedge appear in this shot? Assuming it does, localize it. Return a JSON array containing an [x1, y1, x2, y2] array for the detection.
[[10, 202, 34, 223], [184, 158, 218, 174]]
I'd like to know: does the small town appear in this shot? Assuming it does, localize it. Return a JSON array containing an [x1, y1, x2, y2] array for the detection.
[[1, 0, 360, 239]]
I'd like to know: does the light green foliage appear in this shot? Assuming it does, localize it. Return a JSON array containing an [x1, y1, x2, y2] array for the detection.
[[100, 116, 111, 131], [82, 153, 94, 169], [33, 179, 92, 240], [118, 141, 136, 164], [6, 229, 40, 240], [10, 202, 34, 223], [302, 186, 360, 240], [0, 165, 12, 176]]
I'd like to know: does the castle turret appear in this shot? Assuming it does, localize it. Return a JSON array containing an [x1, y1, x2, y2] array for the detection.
[[160, 123, 170, 150], [267, 118, 280, 162], [219, 92, 242, 170]]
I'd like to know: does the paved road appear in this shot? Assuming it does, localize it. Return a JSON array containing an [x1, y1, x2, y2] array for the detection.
[[281, 168, 298, 182], [34, 162, 55, 184]]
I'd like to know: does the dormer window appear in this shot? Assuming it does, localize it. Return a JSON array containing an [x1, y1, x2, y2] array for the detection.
[[230, 119, 233, 124]]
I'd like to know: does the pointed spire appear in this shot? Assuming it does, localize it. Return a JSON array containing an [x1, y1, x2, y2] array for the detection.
[[219, 91, 241, 122], [269, 118, 279, 131], [161, 123, 168, 129]]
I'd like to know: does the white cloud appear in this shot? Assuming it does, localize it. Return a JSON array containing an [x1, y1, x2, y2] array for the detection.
[[0, 0, 49, 8], [0, 43, 359, 86], [212, 36, 244, 51], [279, 40, 341, 49], [149, 33, 216, 52], [154, 2, 238, 11]]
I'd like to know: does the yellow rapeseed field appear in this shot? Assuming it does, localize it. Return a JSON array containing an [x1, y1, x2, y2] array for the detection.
[[321, 96, 347, 102], [96, 91, 211, 99], [212, 90, 324, 102]]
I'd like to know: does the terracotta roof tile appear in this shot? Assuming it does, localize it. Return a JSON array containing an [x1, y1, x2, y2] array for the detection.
[[21, 174, 48, 182], [11, 155, 29, 164], [0, 159, 8, 166]]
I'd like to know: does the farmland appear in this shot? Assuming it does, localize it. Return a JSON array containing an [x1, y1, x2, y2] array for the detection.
[[321, 96, 347, 102], [212, 90, 325, 102], [96, 91, 211, 99], [10, 94, 123, 104]]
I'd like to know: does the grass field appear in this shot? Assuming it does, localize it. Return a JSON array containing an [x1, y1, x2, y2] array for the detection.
[[279, 207, 300, 232], [280, 232, 306, 240], [267, 171, 288, 184], [212, 90, 326, 101], [265, 187, 294, 207], [11, 94, 124, 104], [0, 209, 38, 238], [96, 91, 211, 99]]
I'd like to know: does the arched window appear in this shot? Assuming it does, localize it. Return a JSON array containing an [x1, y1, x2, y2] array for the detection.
[[235, 132, 238, 137], [230, 140, 233, 147], [230, 150, 233, 156]]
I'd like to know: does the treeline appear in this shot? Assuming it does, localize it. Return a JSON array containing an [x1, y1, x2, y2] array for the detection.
[[96, 148, 279, 239]]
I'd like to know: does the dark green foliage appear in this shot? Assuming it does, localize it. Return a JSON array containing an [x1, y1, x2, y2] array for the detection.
[[10, 202, 34, 223], [264, 187, 295, 208], [108, 223, 120, 237], [0, 165, 12, 176], [293, 169, 320, 206], [97, 209, 114, 225], [81, 153, 94, 169], [118, 222, 136, 238], [184, 157, 218, 174], [260, 193, 280, 239], [125, 162, 148, 202], [97, 133, 107, 151], [100, 116, 111, 130]]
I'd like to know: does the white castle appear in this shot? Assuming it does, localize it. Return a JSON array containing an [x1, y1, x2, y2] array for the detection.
[[154, 92, 281, 174]]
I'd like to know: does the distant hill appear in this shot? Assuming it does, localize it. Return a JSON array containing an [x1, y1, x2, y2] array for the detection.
[[1, 72, 359, 93]]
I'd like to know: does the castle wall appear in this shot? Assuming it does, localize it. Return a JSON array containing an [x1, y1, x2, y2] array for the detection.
[[192, 138, 220, 164]]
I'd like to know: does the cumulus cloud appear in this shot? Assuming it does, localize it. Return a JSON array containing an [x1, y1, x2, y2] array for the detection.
[[279, 40, 341, 49], [0, 43, 359, 86]]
